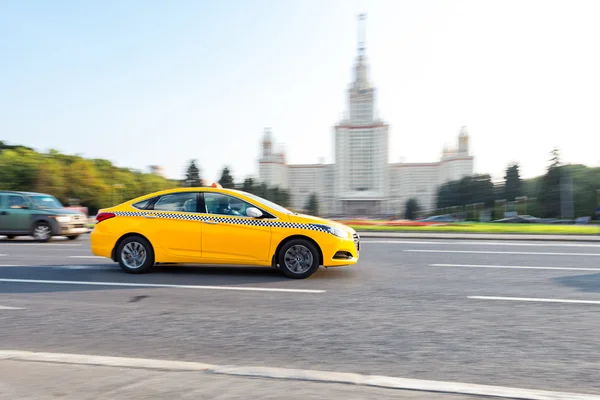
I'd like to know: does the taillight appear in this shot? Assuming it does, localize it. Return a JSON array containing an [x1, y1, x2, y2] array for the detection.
[[96, 212, 116, 223]]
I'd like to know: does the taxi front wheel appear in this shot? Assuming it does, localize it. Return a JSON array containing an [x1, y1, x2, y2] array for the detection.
[[278, 239, 320, 279], [116, 236, 155, 274]]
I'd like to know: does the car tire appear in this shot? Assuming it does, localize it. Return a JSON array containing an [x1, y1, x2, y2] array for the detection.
[[67, 235, 79, 241], [116, 236, 155, 274], [278, 238, 320, 279], [32, 222, 52, 242]]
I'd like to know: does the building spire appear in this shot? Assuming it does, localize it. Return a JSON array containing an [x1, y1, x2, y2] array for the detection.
[[353, 13, 370, 90], [358, 13, 367, 57]]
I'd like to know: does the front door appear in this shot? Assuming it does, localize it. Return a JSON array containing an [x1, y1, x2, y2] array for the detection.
[[200, 192, 272, 263], [2, 194, 31, 233]]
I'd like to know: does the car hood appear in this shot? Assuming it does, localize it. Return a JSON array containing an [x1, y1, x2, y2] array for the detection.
[[289, 214, 357, 236], [40, 208, 86, 217]]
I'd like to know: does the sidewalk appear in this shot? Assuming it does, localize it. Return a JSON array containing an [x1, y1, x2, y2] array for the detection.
[[357, 231, 600, 242], [0, 359, 486, 400]]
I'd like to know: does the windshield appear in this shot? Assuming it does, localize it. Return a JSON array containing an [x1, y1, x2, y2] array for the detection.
[[233, 190, 294, 215], [30, 195, 64, 209]]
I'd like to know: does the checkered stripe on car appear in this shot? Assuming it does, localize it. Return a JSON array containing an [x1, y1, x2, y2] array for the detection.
[[110, 211, 333, 234], [112, 211, 146, 217]]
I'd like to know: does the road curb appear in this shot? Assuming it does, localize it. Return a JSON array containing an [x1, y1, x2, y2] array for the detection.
[[356, 231, 600, 242], [1, 350, 598, 400]]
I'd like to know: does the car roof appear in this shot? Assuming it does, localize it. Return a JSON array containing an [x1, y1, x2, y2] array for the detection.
[[0, 190, 47, 196], [144, 187, 247, 196]]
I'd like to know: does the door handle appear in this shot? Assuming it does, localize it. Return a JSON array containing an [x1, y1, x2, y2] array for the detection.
[[204, 220, 218, 224], [143, 214, 158, 219]]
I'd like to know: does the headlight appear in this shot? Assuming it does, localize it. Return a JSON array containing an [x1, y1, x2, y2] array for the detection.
[[311, 224, 348, 238], [56, 216, 70, 223]]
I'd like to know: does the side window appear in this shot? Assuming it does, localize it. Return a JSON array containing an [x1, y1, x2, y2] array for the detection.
[[8, 195, 26, 209], [132, 198, 153, 210], [204, 193, 254, 217], [151, 192, 198, 212]]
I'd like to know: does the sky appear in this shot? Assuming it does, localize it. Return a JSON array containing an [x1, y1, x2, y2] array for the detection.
[[1, 0, 600, 183]]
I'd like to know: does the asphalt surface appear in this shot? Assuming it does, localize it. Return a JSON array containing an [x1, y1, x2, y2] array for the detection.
[[1, 235, 599, 396]]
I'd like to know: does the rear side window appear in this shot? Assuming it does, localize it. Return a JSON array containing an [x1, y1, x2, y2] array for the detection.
[[132, 198, 153, 210], [8, 195, 26, 209], [151, 192, 198, 212]]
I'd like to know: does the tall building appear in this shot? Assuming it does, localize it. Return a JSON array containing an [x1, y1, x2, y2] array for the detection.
[[258, 15, 474, 217]]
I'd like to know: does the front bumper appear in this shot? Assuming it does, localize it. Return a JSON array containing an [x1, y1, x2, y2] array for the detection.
[[323, 233, 360, 267], [57, 223, 88, 236]]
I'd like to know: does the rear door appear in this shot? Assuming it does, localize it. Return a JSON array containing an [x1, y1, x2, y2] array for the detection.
[[3, 194, 31, 233], [137, 191, 203, 259]]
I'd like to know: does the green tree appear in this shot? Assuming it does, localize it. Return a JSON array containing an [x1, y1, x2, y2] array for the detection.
[[436, 174, 496, 210], [184, 160, 202, 187], [503, 163, 523, 201], [278, 189, 291, 207], [306, 193, 319, 216], [63, 159, 108, 212], [218, 166, 235, 188], [35, 157, 66, 201], [0, 142, 177, 214], [404, 198, 420, 220], [241, 178, 255, 193], [538, 148, 562, 218], [0, 148, 41, 191]]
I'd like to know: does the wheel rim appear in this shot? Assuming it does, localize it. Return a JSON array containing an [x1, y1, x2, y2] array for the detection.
[[121, 242, 147, 269], [33, 224, 51, 241], [283, 245, 314, 274]]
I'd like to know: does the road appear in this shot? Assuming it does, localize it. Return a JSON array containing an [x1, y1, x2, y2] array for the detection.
[[1, 235, 599, 398]]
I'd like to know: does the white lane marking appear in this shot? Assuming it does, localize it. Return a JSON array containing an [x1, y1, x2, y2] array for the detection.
[[363, 240, 446, 245], [0, 243, 81, 247], [0, 278, 325, 294], [68, 256, 104, 259], [405, 249, 600, 256], [469, 296, 600, 305], [0, 306, 24, 310], [431, 264, 600, 271], [54, 265, 113, 270], [0, 351, 597, 400], [364, 240, 600, 248]]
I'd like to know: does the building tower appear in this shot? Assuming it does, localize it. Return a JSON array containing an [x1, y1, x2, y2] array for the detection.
[[458, 126, 469, 155], [258, 128, 288, 189], [262, 127, 273, 157], [333, 14, 389, 217]]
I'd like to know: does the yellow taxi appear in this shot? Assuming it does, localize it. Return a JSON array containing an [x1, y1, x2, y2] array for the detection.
[[90, 186, 360, 279]]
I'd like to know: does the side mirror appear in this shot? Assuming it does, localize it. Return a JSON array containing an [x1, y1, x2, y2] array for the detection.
[[246, 207, 263, 218]]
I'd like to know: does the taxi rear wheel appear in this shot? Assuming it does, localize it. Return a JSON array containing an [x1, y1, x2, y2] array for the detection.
[[116, 236, 155, 274], [278, 239, 320, 279]]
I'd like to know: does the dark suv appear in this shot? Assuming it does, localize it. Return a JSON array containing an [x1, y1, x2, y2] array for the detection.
[[0, 191, 88, 242]]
